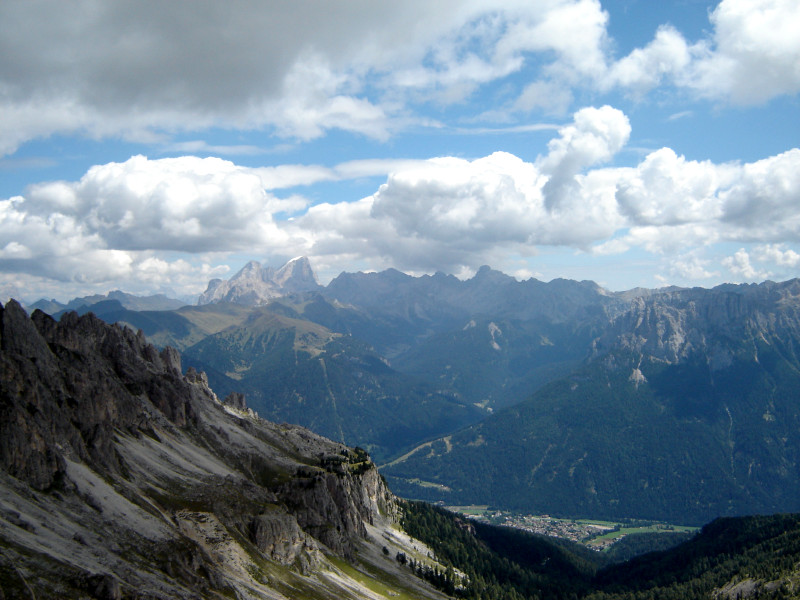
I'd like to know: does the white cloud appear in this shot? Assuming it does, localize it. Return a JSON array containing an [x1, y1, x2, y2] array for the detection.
[[666, 253, 719, 281], [0, 155, 296, 293], [719, 149, 800, 240], [600, 0, 800, 105], [754, 244, 800, 267], [2, 0, 798, 157], [267, 54, 392, 141], [3, 104, 800, 298], [513, 80, 573, 115], [497, 0, 609, 82], [539, 105, 630, 210], [0, 0, 613, 155], [722, 248, 771, 280], [22, 155, 293, 253], [611, 148, 800, 254], [166, 141, 263, 156], [607, 25, 692, 94], [597, 0, 800, 106], [370, 152, 542, 243], [687, 0, 800, 104], [615, 148, 733, 226], [293, 106, 631, 272]]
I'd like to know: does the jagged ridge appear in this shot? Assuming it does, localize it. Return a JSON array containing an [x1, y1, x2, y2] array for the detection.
[[0, 300, 447, 600], [198, 257, 321, 306]]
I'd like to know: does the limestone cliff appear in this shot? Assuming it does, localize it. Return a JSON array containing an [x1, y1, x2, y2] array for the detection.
[[595, 279, 800, 367], [198, 257, 321, 306]]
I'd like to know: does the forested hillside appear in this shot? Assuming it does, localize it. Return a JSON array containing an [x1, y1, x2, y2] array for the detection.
[[384, 280, 800, 524], [400, 501, 800, 600]]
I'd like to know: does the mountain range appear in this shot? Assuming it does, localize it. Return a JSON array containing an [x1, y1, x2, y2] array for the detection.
[[28, 258, 800, 525], [27, 289, 187, 315], [5, 298, 800, 599], [384, 278, 800, 524]]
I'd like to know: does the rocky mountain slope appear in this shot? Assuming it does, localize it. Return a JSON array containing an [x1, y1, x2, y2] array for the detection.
[[9, 290, 800, 598], [0, 299, 450, 600]]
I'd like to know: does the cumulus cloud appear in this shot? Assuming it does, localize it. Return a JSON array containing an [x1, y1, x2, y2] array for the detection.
[[0, 155, 297, 293], [754, 244, 800, 267], [496, 0, 609, 82], [667, 253, 720, 281], [2, 0, 798, 156], [3, 103, 800, 298], [539, 105, 630, 210], [1, 105, 633, 288], [289, 109, 799, 279], [293, 106, 631, 273], [607, 25, 692, 94], [615, 148, 733, 226], [609, 148, 800, 254], [722, 248, 771, 280], [20, 155, 294, 252], [687, 0, 800, 103], [719, 150, 800, 239], [599, 0, 800, 105]]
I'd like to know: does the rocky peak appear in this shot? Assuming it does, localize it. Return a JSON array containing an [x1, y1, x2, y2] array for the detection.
[[238, 259, 276, 282], [470, 265, 514, 285], [274, 256, 319, 291], [198, 256, 320, 305]]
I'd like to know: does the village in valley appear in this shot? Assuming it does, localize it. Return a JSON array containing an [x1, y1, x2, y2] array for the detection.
[[446, 506, 696, 551]]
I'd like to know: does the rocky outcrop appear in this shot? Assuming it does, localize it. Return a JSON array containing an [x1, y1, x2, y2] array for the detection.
[[249, 508, 322, 573], [280, 463, 395, 560], [0, 300, 424, 600], [0, 299, 204, 491]]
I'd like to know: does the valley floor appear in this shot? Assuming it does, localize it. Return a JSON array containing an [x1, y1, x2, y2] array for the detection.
[[446, 505, 698, 552]]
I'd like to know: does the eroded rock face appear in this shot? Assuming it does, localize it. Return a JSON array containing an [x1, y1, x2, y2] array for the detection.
[[0, 300, 203, 490], [249, 509, 322, 573], [198, 257, 321, 306], [596, 279, 800, 367], [0, 300, 401, 599]]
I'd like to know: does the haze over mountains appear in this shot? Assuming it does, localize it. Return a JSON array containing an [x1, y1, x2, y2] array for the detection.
[[27, 258, 800, 525], [385, 279, 800, 523]]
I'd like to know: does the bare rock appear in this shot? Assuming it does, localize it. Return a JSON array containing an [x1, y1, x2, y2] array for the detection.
[[249, 509, 322, 574], [222, 392, 247, 410]]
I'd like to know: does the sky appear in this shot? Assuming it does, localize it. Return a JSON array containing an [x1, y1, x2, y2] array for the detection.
[[1, 0, 799, 303]]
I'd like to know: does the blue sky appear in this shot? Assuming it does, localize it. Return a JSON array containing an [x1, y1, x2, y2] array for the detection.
[[1, 0, 799, 303]]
